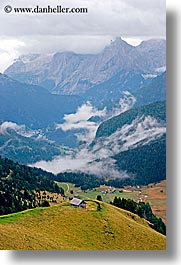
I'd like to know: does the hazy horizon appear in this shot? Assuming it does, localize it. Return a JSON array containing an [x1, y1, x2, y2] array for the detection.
[[0, 36, 166, 73]]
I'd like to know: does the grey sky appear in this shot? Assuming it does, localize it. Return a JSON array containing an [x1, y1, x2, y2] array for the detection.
[[0, 0, 166, 71]]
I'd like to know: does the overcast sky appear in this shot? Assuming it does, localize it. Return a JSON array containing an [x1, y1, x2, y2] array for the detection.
[[0, 0, 166, 72]]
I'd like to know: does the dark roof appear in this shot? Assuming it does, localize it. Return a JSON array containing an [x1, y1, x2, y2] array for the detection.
[[70, 198, 83, 206]]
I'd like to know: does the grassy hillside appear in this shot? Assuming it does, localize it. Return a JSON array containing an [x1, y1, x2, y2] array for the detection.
[[58, 180, 166, 223], [0, 202, 166, 250]]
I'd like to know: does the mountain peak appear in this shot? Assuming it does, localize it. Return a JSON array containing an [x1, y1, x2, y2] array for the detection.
[[113, 36, 123, 42], [110, 37, 132, 47], [103, 37, 133, 55]]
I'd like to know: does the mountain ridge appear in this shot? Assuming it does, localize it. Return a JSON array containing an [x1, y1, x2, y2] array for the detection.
[[0, 73, 82, 129], [95, 100, 166, 139], [4, 38, 166, 95]]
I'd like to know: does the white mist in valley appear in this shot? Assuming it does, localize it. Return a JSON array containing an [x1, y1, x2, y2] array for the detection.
[[31, 96, 166, 178], [56, 102, 107, 145], [32, 148, 125, 178], [56, 92, 136, 145], [0, 121, 43, 139], [93, 115, 166, 154]]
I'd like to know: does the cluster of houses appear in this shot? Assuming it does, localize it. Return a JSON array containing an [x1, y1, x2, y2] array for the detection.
[[101, 187, 115, 195]]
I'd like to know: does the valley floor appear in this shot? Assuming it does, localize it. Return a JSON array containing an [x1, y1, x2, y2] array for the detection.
[[58, 180, 166, 223]]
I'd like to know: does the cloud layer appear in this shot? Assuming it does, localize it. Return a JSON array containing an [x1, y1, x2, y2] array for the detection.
[[0, 0, 166, 36], [56, 92, 136, 144], [32, 113, 166, 178], [0, 121, 43, 139], [0, 0, 166, 71], [56, 102, 106, 144]]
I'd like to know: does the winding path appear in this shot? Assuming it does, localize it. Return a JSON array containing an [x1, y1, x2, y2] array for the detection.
[[65, 183, 69, 193]]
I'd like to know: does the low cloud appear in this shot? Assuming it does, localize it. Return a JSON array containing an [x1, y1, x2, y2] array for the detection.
[[0, 38, 25, 72], [56, 92, 136, 144], [32, 113, 166, 178], [112, 91, 136, 117], [0, 121, 25, 135], [56, 102, 107, 144], [57, 102, 106, 131], [92, 116, 166, 155], [32, 144, 126, 178], [0, 121, 43, 139]]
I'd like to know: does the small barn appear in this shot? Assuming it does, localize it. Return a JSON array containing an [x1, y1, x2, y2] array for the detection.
[[70, 198, 86, 209]]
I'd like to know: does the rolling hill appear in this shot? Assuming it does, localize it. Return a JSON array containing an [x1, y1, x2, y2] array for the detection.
[[0, 202, 166, 250]]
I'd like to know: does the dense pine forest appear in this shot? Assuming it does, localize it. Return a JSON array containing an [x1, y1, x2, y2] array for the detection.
[[0, 156, 64, 215], [114, 134, 166, 185], [55, 171, 105, 190]]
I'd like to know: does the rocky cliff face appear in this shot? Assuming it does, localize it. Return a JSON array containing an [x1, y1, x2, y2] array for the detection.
[[136, 39, 166, 71], [4, 37, 166, 95]]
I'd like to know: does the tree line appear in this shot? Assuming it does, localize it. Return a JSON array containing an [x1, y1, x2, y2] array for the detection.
[[0, 156, 64, 215], [55, 171, 105, 190], [111, 196, 166, 235]]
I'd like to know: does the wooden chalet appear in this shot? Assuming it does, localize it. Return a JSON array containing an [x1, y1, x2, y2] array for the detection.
[[70, 198, 86, 209]]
